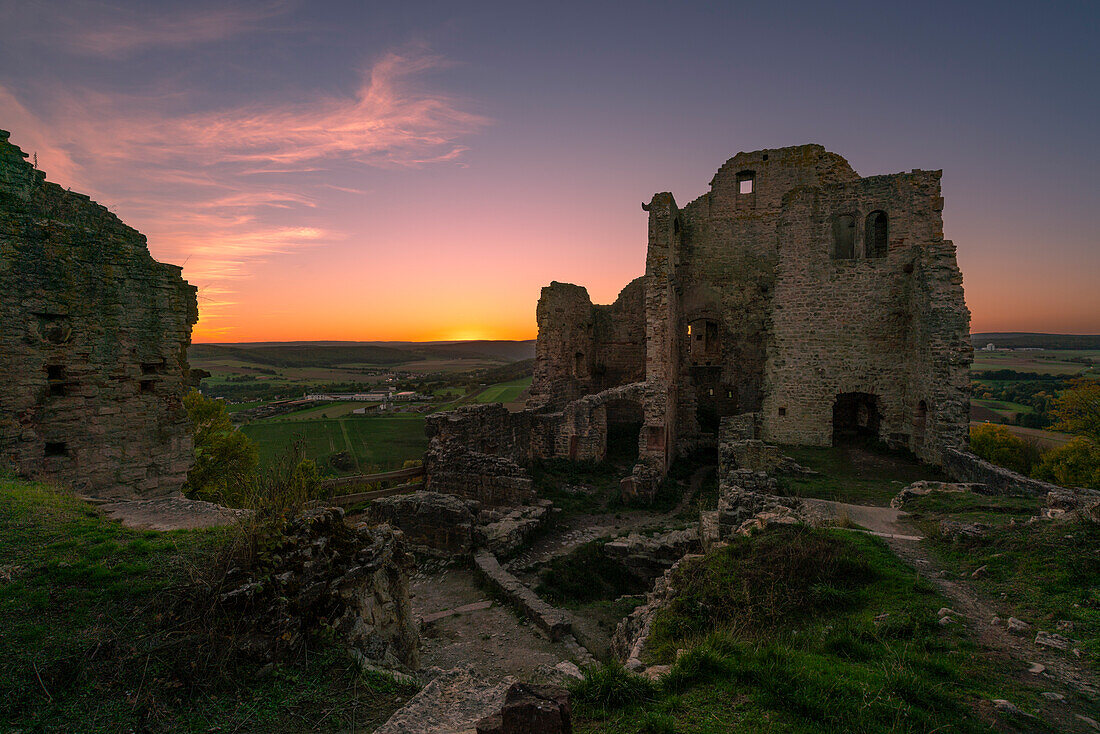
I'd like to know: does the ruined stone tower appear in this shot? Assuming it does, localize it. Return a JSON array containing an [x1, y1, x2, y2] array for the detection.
[[530, 145, 971, 477], [0, 130, 199, 498]]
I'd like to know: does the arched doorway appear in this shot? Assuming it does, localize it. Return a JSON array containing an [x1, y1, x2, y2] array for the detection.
[[832, 392, 881, 442], [605, 398, 643, 463]]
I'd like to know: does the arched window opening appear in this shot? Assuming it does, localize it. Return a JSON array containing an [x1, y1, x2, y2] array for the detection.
[[832, 215, 856, 259], [573, 351, 587, 378], [865, 211, 888, 258]]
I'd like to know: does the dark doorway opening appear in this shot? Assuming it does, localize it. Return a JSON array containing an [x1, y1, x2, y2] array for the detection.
[[832, 392, 881, 442], [605, 399, 642, 463]]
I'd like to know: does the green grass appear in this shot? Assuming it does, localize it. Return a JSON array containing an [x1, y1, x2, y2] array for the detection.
[[241, 415, 427, 475], [972, 398, 1036, 416], [0, 478, 412, 731], [777, 440, 944, 506], [572, 526, 1049, 733], [905, 492, 1100, 664], [471, 376, 532, 404]]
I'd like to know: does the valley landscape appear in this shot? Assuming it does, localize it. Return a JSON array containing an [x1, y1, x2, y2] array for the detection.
[[2, 3, 1099, 733]]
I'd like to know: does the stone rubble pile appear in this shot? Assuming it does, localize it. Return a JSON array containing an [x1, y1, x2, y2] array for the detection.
[[603, 527, 700, 582], [216, 506, 419, 672], [366, 490, 554, 557]]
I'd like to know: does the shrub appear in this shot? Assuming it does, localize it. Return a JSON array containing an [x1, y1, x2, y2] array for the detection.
[[1033, 436, 1100, 489], [968, 423, 1039, 475], [650, 526, 875, 652], [569, 663, 658, 713], [1050, 379, 1100, 443], [183, 390, 259, 503]]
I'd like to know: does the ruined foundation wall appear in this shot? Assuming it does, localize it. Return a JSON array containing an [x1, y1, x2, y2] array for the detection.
[[0, 130, 198, 498]]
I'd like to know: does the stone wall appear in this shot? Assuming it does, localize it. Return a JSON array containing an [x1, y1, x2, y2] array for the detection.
[[0, 130, 198, 498], [526, 144, 971, 488], [942, 448, 1070, 497], [529, 278, 645, 410]]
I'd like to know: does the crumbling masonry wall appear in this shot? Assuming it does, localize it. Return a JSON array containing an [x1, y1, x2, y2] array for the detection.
[[528, 144, 971, 480], [0, 130, 198, 498]]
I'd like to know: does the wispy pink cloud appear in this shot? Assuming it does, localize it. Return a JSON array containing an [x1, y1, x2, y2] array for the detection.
[[10, 0, 294, 58], [2, 48, 489, 337]]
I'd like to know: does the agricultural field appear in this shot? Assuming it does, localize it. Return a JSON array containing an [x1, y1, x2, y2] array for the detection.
[[241, 415, 428, 475], [471, 376, 532, 404], [971, 348, 1100, 377], [273, 401, 379, 421]]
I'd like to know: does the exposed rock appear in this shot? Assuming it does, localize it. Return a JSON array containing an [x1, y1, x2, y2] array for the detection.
[[215, 506, 419, 671], [476, 500, 554, 556], [1034, 631, 1071, 650], [1046, 487, 1100, 523], [715, 468, 806, 541], [1027, 662, 1046, 674], [1042, 692, 1065, 701], [611, 554, 702, 668], [938, 519, 987, 542], [375, 666, 515, 734], [991, 699, 1022, 714], [890, 480, 983, 509], [603, 527, 700, 582], [366, 491, 479, 556], [475, 683, 572, 734], [1006, 617, 1031, 634]]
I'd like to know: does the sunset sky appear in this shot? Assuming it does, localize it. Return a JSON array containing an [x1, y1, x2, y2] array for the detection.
[[1, 1, 1097, 342]]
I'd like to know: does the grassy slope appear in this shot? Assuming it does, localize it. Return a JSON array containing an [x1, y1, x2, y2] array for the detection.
[[572, 526, 1047, 733], [0, 478, 410, 732], [777, 441, 944, 506], [905, 492, 1100, 663]]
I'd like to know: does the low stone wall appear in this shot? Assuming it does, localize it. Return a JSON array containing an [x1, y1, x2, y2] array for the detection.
[[943, 448, 1067, 497], [473, 550, 570, 641]]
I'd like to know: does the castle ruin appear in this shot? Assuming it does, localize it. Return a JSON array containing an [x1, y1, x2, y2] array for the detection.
[[0, 130, 198, 498], [427, 144, 971, 500]]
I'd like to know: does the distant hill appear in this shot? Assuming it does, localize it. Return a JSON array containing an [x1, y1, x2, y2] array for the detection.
[[970, 333, 1100, 350], [189, 340, 536, 367]]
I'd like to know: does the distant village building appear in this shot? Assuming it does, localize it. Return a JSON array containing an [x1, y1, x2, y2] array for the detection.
[[984, 343, 996, 351]]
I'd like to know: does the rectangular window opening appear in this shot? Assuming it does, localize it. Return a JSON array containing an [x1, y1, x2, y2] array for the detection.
[[140, 380, 155, 394], [141, 362, 162, 375], [778, 407, 787, 417], [45, 442, 67, 457], [46, 365, 64, 381], [49, 383, 66, 397], [739, 178, 754, 194]]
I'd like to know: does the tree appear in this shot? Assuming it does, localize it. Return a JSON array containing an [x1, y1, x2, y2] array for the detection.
[[969, 423, 1037, 476], [1033, 437, 1100, 490], [183, 390, 259, 503], [1050, 379, 1100, 443]]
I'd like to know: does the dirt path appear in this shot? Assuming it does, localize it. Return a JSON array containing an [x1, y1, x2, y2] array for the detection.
[[96, 495, 250, 531], [408, 566, 583, 678], [810, 499, 1099, 731]]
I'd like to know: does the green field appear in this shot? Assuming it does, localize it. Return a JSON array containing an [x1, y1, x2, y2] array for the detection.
[[242, 416, 427, 474], [971, 397, 1035, 418], [971, 349, 1099, 376], [472, 376, 532, 404]]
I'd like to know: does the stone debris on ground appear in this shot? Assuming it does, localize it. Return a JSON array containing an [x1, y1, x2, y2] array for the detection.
[[99, 495, 251, 531], [214, 506, 419, 672], [475, 683, 572, 734], [375, 666, 516, 734]]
